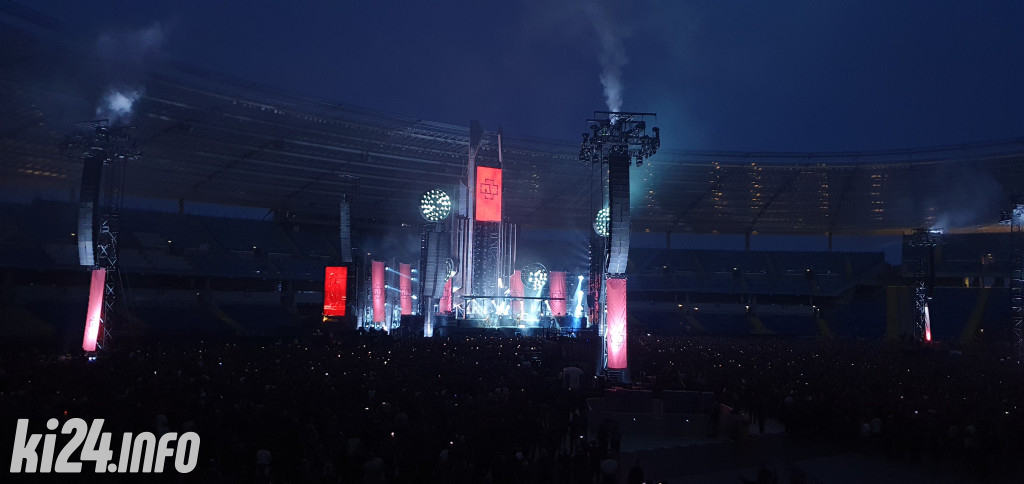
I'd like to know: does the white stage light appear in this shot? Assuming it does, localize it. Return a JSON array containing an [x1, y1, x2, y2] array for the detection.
[[420, 189, 452, 222], [594, 207, 610, 237]]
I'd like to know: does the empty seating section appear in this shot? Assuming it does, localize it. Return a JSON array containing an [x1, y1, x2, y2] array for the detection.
[[201, 217, 296, 253], [0, 202, 344, 278], [287, 229, 339, 258]]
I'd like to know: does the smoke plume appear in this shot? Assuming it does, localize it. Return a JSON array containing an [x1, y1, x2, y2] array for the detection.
[[96, 87, 143, 124], [587, 4, 629, 113], [93, 23, 166, 124]]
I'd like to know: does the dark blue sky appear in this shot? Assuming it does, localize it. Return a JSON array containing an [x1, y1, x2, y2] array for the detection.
[[23, 0, 1024, 152]]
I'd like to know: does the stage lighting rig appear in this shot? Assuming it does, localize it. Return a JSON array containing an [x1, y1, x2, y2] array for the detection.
[[594, 207, 610, 237], [579, 112, 660, 166], [521, 263, 549, 291], [420, 189, 452, 222]]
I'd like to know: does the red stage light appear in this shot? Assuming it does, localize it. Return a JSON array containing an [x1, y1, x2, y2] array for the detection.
[[400, 263, 413, 315], [372, 261, 385, 323], [323, 266, 348, 317], [475, 166, 502, 222], [549, 271, 567, 316], [439, 278, 453, 314], [82, 268, 106, 352], [606, 278, 628, 369]]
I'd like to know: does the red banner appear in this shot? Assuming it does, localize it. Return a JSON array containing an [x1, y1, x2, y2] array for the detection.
[[475, 166, 502, 222], [323, 266, 348, 317], [438, 278, 453, 314], [372, 260, 385, 323], [399, 263, 412, 315], [82, 268, 106, 352], [606, 277, 628, 369], [549, 271, 567, 316], [510, 270, 525, 317]]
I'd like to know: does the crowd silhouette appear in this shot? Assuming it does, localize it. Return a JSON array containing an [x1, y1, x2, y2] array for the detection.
[[3, 332, 1023, 482]]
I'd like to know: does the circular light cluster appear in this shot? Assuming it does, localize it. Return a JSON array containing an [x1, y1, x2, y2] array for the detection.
[[420, 189, 452, 222], [594, 207, 610, 237], [521, 262, 548, 291]]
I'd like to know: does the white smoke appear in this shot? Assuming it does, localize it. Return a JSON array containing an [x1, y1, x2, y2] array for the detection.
[[96, 22, 166, 63], [588, 4, 629, 113], [93, 23, 166, 124], [96, 87, 143, 123]]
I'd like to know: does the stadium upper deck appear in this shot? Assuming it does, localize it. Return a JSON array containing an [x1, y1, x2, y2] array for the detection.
[[3, 4, 1024, 235]]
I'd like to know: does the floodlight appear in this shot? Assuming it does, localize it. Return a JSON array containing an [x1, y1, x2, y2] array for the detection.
[[420, 189, 452, 222], [594, 207, 610, 237], [521, 262, 548, 291]]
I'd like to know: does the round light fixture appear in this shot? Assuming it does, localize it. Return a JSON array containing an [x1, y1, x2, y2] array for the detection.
[[594, 207, 610, 237], [521, 262, 548, 291], [420, 189, 452, 222]]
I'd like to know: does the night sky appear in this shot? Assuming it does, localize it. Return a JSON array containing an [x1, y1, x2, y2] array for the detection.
[[20, 0, 1024, 153]]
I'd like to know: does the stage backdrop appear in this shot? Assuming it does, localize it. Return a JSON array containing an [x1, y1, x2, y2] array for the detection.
[[323, 266, 348, 317], [606, 277, 628, 369], [475, 166, 502, 222]]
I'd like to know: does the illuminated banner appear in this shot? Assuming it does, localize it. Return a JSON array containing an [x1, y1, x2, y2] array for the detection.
[[82, 268, 106, 352], [372, 260, 385, 323], [399, 263, 413, 315], [439, 278, 453, 314], [549, 271, 567, 316], [510, 270, 525, 316], [606, 277, 628, 369], [475, 166, 502, 222], [323, 266, 348, 317]]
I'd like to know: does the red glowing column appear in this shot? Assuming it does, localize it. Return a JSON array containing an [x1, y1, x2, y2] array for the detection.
[[605, 277, 628, 369], [372, 260, 385, 323], [549, 271, 567, 316], [439, 278, 453, 314], [82, 268, 106, 352], [399, 263, 412, 315], [323, 266, 348, 317], [475, 166, 502, 222], [510, 270, 525, 317]]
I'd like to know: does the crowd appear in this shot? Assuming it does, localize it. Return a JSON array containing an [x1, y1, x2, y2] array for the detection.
[[3, 332, 1023, 482], [631, 335, 1024, 480]]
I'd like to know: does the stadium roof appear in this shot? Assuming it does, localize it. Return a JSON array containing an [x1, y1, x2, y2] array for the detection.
[[4, 6, 1024, 236]]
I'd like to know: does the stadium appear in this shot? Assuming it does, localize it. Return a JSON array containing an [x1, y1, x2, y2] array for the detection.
[[3, 3, 1024, 483]]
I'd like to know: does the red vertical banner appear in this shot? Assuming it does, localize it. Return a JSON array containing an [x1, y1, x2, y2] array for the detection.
[[605, 277, 628, 369], [510, 270, 525, 317], [399, 263, 412, 315], [549, 271, 567, 316], [82, 268, 106, 352], [438, 278, 453, 314], [323, 266, 348, 317], [475, 166, 502, 222], [372, 260, 385, 323]]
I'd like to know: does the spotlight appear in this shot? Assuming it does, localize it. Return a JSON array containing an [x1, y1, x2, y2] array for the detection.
[[578, 275, 584, 281], [593, 207, 610, 237], [420, 189, 452, 222]]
